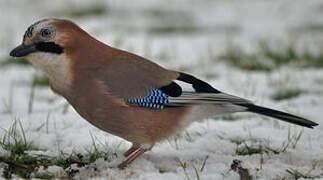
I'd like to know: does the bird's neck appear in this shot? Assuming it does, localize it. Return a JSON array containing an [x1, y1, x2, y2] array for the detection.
[[26, 52, 73, 93]]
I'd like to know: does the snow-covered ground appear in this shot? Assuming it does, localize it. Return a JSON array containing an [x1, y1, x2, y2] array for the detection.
[[0, 0, 323, 179]]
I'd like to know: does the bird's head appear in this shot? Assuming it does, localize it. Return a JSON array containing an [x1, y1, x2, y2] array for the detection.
[[10, 18, 65, 58], [9, 18, 89, 90], [10, 18, 89, 57]]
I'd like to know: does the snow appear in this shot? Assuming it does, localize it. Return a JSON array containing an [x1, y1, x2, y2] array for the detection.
[[1, 0, 323, 179]]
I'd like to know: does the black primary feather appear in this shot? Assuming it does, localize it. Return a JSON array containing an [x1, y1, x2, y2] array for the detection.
[[240, 104, 318, 128], [160, 82, 182, 97], [177, 72, 221, 93]]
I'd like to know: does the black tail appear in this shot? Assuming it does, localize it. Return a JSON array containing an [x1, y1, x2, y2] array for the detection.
[[240, 104, 318, 128]]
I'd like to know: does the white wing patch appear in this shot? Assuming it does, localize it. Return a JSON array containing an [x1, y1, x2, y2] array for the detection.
[[167, 92, 253, 106]]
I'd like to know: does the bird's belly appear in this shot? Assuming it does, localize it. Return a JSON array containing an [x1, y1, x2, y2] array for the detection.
[[65, 91, 244, 146], [67, 96, 192, 145], [117, 106, 192, 144]]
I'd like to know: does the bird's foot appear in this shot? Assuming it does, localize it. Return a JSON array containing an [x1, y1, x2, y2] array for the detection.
[[123, 145, 139, 157], [118, 148, 146, 169]]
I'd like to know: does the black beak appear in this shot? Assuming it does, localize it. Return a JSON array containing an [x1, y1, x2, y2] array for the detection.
[[9, 44, 37, 57]]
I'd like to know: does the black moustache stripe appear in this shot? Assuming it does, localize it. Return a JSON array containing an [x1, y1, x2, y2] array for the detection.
[[35, 42, 63, 54]]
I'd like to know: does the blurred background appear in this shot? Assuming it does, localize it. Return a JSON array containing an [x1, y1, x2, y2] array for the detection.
[[2, 0, 323, 72], [0, 0, 322, 179]]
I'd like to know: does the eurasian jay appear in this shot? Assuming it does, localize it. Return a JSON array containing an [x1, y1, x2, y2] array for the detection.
[[10, 19, 318, 168]]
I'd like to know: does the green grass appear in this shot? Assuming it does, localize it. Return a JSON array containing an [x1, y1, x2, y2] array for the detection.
[[2, 85, 14, 114], [0, 57, 30, 67], [215, 114, 243, 121], [0, 120, 32, 156], [148, 25, 201, 34], [302, 23, 323, 32], [285, 167, 320, 180], [217, 47, 273, 72], [31, 74, 49, 87], [176, 156, 209, 180], [2, 150, 116, 179], [0, 121, 116, 179], [169, 130, 206, 150], [271, 88, 303, 101], [28, 74, 49, 114], [218, 40, 323, 71], [54, 5, 107, 18], [235, 141, 266, 156], [258, 41, 297, 66], [0, 120, 36, 178], [233, 130, 303, 156]]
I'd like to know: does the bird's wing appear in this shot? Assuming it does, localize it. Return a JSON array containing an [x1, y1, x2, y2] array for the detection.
[[97, 54, 252, 109], [96, 52, 180, 100], [97, 62, 318, 128]]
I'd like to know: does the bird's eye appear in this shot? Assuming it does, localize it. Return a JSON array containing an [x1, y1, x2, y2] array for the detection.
[[40, 28, 52, 38]]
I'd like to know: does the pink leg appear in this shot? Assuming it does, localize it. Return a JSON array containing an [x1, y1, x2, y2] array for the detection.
[[118, 148, 147, 169], [123, 145, 139, 157]]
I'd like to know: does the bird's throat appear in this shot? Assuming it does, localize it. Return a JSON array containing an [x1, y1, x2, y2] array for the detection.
[[27, 52, 73, 93]]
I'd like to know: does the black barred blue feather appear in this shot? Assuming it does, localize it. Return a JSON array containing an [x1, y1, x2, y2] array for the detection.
[[127, 89, 169, 110]]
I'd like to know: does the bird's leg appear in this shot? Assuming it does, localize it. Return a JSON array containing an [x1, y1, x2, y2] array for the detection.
[[118, 148, 146, 169], [123, 143, 140, 157]]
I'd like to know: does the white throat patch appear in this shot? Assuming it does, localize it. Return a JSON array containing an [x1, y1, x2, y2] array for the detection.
[[26, 52, 73, 91]]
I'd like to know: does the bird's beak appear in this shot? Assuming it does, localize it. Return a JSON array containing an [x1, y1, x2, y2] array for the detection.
[[10, 44, 37, 57]]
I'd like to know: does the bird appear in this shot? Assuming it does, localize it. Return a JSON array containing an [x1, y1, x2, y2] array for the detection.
[[10, 18, 318, 168]]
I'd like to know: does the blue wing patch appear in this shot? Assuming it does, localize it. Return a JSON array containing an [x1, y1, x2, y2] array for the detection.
[[127, 89, 168, 110]]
